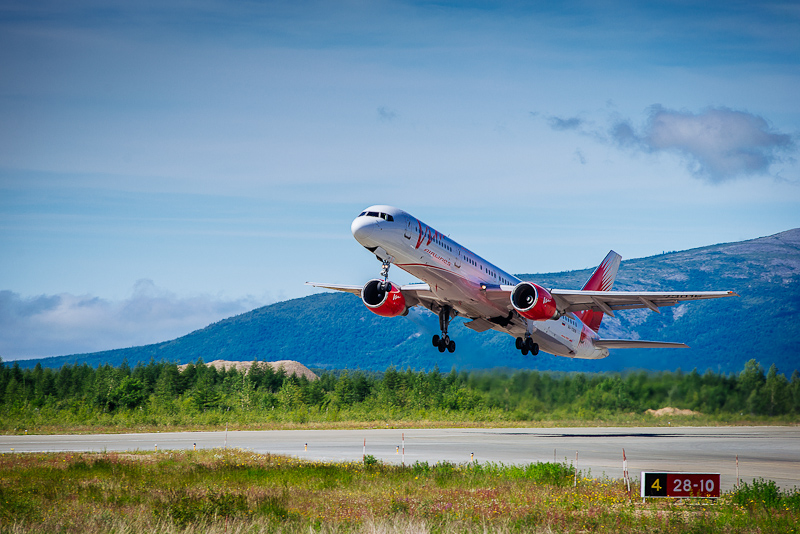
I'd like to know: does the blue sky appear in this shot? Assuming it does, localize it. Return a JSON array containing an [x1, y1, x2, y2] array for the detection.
[[2, 0, 799, 359]]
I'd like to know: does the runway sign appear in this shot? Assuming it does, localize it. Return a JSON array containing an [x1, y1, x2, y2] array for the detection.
[[641, 472, 720, 498]]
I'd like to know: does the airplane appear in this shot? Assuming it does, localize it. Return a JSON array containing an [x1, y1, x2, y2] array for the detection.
[[307, 205, 738, 359]]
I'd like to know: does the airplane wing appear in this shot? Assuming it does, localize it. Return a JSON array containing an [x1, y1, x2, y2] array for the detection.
[[549, 289, 738, 317], [594, 339, 689, 349], [311, 283, 737, 323], [305, 282, 362, 296], [305, 282, 439, 309]]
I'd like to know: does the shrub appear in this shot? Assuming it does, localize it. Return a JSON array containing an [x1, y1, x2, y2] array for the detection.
[[732, 478, 800, 511]]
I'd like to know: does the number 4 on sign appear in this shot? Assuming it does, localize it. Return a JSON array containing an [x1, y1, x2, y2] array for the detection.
[[642, 473, 667, 497]]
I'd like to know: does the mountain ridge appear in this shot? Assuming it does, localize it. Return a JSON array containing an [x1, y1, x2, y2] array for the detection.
[[12, 228, 800, 374]]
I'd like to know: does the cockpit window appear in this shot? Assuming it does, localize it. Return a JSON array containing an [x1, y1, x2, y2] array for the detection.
[[361, 211, 394, 221]]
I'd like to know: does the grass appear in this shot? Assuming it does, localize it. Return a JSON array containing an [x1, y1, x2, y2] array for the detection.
[[1, 449, 798, 533], [3, 405, 796, 435]]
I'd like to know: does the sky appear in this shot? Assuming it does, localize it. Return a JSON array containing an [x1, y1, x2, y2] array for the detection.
[[1, 0, 799, 360]]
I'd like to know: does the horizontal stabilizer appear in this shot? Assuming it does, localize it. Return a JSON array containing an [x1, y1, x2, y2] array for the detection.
[[595, 339, 689, 349]]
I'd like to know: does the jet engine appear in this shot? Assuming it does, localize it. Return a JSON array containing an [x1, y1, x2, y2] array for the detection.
[[362, 279, 407, 317], [510, 282, 559, 321]]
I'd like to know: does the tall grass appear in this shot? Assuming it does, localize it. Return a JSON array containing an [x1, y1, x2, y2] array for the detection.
[[3, 403, 793, 436], [1, 449, 798, 533]]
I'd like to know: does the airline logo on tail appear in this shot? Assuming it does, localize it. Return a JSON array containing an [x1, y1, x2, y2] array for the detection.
[[576, 251, 622, 332]]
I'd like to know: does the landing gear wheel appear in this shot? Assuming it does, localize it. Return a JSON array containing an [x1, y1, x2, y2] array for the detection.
[[517, 335, 539, 356], [524, 337, 540, 356], [432, 306, 457, 353]]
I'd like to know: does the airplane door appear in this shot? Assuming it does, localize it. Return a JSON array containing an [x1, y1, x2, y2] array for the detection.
[[404, 219, 412, 239]]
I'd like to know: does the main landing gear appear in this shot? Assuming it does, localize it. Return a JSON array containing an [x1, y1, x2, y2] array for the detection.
[[516, 336, 539, 356], [432, 306, 456, 353]]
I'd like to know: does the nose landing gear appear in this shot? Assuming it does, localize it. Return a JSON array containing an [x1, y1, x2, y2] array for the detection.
[[432, 306, 456, 353], [380, 258, 391, 281], [515, 336, 539, 356]]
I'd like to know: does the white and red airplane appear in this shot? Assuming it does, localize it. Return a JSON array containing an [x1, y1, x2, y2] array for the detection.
[[308, 205, 737, 359]]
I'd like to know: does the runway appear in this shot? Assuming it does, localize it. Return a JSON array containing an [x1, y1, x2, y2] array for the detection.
[[2, 426, 798, 492]]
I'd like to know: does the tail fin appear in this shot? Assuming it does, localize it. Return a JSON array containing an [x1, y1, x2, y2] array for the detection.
[[576, 250, 622, 332]]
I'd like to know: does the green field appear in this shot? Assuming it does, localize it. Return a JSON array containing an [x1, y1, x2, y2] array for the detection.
[[1, 449, 797, 533]]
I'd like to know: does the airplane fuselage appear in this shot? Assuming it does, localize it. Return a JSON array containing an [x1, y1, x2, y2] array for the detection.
[[351, 205, 608, 359]]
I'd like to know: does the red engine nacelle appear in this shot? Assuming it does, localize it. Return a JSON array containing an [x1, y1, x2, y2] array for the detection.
[[510, 282, 559, 321], [362, 279, 407, 317]]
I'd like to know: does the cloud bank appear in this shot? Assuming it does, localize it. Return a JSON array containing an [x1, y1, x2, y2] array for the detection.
[[546, 106, 795, 182], [0, 280, 267, 360]]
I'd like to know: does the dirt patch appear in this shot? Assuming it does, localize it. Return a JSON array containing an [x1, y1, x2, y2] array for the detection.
[[645, 407, 700, 417], [177, 360, 318, 381]]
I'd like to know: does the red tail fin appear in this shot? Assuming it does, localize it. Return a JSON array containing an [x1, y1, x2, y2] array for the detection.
[[576, 251, 622, 332]]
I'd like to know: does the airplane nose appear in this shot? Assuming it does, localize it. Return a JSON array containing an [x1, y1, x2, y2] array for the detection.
[[351, 216, 376, 244]]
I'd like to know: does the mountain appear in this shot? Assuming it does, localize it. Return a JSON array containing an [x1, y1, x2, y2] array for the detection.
[[16, 229, 800, 374]]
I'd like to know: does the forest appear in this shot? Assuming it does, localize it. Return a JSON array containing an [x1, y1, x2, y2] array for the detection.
[[1, 357, 798, 432]]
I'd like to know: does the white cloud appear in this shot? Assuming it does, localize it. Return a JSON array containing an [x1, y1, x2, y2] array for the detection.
[[0, 281, 268, 360], [542, 106, 796, 183], [615, 106, 795, 182]]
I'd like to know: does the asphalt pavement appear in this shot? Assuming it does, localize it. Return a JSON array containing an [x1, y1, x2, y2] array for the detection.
[[2, 426, 797, 492]]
